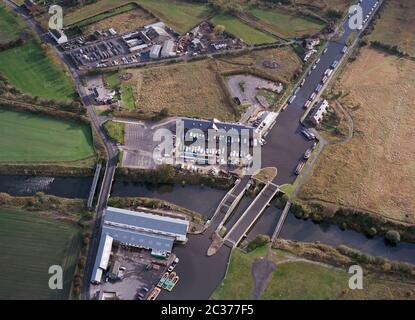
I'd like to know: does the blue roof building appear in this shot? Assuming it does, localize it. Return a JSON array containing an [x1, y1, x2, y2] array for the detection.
[[91, 207, 189, 284]]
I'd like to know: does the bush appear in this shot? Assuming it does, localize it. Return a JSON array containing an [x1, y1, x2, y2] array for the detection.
[[385, 230, 400, 245], [246, 234, 270, 252]]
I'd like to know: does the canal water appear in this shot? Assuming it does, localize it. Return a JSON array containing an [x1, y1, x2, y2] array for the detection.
[[113, 182, 415, 265], [111, 181, 228, 219], [0, 175, 93, 199]]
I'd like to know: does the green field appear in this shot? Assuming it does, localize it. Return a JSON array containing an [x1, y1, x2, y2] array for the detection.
[[137, 0, 212, 33], [0, 109, 95, 162], [245, 6, 325, 38], [211, 14, 277, 45], [121, 83, 136, 110], [0, 40, 75, 100], [65, 0, 212, 34], [74, 3, 138, 28], [0, 208, 82, 299], [104, 120, 125, 144], [211, 246, 268, 300], [0, 5, 23, 44], [212, 246, 415, 300]]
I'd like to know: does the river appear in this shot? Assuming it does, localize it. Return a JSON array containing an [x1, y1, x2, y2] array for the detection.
[[0, 175, 93, 199]]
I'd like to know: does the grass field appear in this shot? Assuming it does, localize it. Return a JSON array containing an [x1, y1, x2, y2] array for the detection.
[[242, 6, 325, 38], [121, 83, 136, 110], [126, 59, 237, 121], [216, 46, 302, 84], [211, 246, 267, 300], [299, 48, 415, 223], [0, 40, 75, 100], [369, 0, 415, 57], [65, 0, 212, 34], [0, 4, 24, 44], [137, 0, 213, 34], [83, 5, 157, 35], [211, 14, 277, 45], [104, 121, 125, 144], [212, 245, 415, 300], [0, 109, 95, 162], [0, 208, 82, 299], [293, 0, 354, 15]]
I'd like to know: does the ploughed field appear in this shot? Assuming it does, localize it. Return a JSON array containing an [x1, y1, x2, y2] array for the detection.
[[299, 48, 415, 223], [0, 208, 82, 299], [0, 109, 95, 162]]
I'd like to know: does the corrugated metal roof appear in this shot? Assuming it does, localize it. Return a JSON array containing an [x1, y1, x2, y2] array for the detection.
[[102, 225, 174, 252], [104, 207, 188, 237]]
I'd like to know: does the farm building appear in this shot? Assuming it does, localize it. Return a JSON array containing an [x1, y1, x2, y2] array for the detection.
[[49, 28, 68, 44], [150, 44, 162, 59], [161, 40, 177, 58], [91, 207, 189, 284], [311, 99, 329, 125], [145, 22, 171, 44]]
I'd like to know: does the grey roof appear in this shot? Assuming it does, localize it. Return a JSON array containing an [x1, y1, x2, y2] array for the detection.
[[104, 207, 188, 237], [102, 225, 174, 252], [182, 118, 254, 135], [91, 233, 113, 283]]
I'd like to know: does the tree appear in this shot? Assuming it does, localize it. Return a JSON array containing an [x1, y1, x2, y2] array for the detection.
[[385, 230, 401, 245], [213, 24, 226, 35]]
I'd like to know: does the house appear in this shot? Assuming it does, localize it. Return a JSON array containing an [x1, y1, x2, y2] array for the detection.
[[311, 99, 329, 125], [23, 0, 39, 13], [304, 38, 320, 50]]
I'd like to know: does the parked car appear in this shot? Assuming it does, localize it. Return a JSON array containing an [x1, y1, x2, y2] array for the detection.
[[303, 148, 313, 159], [300, 128, 316, 140], [295, 161, 306, 175]]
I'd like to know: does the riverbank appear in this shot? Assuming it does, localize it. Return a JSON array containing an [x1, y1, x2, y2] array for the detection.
[[289, 197, 415, 244], [212, 242, 415, 300]]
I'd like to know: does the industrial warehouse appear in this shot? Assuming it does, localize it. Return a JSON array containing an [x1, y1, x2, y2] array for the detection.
[[91, 207, 189, 285]]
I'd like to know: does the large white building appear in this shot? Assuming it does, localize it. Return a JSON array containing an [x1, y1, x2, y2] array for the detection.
[[161, 40, 176, 58], [311, 99, 329, 125], [91, 207, 189, 284]]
